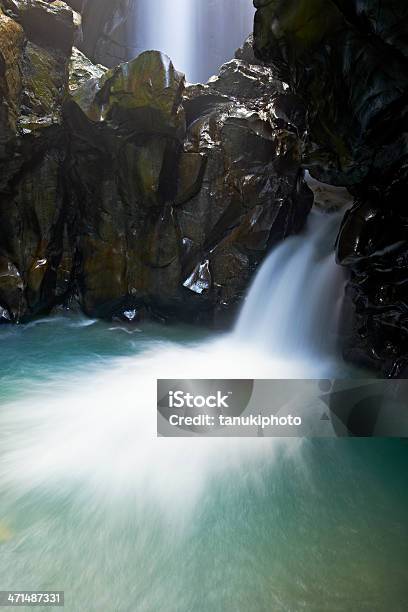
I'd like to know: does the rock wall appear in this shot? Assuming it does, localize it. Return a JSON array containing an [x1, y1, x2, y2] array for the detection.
[[69, 0, 133, 68], [0, 0, 312, 325], [254, 0, 408, 376]]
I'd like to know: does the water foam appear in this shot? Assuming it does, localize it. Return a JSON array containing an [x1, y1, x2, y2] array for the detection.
[[0, 211, 346, 516], [1, 338, 316, 513]]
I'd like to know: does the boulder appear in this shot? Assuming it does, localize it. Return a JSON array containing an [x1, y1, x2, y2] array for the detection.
[[2, 0, 81, 53], [69, 50, 186, 137]]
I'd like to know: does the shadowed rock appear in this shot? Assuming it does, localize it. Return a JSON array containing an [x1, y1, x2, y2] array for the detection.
[[254, 0, 408, 376]]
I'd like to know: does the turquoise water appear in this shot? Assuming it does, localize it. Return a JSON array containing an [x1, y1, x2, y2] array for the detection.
[[0, 316, 407, 611], [0, 315, 210, 403]]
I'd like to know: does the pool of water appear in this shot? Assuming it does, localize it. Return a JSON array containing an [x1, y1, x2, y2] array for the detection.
[[0, 315, 406, 611]]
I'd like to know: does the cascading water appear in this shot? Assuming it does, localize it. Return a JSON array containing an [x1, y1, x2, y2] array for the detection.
[[236, 210, 347, 361], [129, 0, 255, 82], [0, 206, 406, 612]]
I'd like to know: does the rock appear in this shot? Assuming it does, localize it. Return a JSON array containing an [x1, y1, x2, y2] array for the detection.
[[62, 44, 312, 322], [176, 54, 312, 320], [207, 58, 282, 99], [19, 41, 68, 130], [183, 260, 211, 295], [3, 0, 81, 53], [69, 46, 106, 94], [69, 50, 186, 137], [235, 34, 264, 67], [0, 0, 75, 320], [305, 172, 352, 212], [254, 0, 408, 376], [0, 256, 24, 321], [77, 0, 133, 68], [0, 6, 312, 325], [0, 6, 24, 156], [63, 51, 186, 318], [175, 151, 207, 205]]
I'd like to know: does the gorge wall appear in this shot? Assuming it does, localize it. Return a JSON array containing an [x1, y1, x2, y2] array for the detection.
[[254, 0, 408, 377], [0, 0, 311, 327]]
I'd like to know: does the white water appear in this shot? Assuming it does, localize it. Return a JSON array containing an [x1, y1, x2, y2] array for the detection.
[[0, 210, 347, 510], [130, 0, 255, 82], [236, 210, 347, 360], [1, 212, 405, 611], [132, 0, 194, 78], [0, 0, 348, 522]]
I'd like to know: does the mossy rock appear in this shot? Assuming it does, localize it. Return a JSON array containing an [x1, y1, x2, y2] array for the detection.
[[5, 0, 80, 53], [0, 7, 24, 152], [70, 50, 186, 138]]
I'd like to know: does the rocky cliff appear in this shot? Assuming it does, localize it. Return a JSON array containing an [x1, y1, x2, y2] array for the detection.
[[73, 0, 133, 68], [254, 0, 408, 376], [0, 0, 311, 325]]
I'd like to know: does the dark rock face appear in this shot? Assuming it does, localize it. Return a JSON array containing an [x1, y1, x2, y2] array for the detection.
[[254, 0, 408, 376], [0, 0, 78, 322], [73, 0, 132, 68], [0, 1, 312, 325]]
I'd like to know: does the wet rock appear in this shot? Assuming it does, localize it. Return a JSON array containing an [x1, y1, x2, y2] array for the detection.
[[235, 34, 264, 67], [306, 172, 351, 212], [3, 0, 81, 53], [254, 0, 408, 375], [69, 50, 186, 137], [0, 6, 24, 156], [20, 40, 68, 130], [0, 5, 312, 325], [176, 55, 312, 318], [0, 256, 24, 321], [61, 42, 312, 322], [183, 260, 211, 295], [0, 0, 75, 320], [69, 46, 106, 94], [76, 0, 132, 68], [175, 151, 207, 205]]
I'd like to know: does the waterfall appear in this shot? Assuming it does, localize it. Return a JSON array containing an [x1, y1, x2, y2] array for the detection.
[[236, 211, 347, 362], [131, 0, 194, 79], [129, 0, 255, 82]]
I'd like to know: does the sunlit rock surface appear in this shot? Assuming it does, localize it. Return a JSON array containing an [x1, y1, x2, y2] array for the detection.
[[254, 0, 408, 376], [0, 1, 311, 325]]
